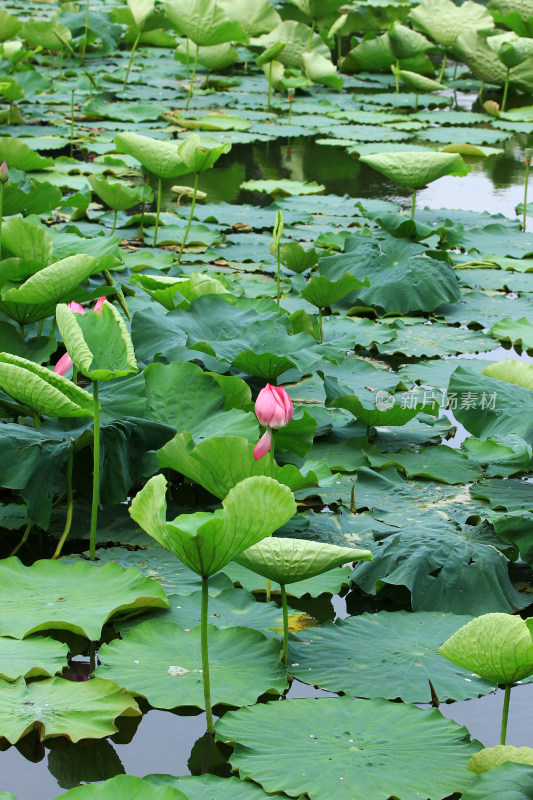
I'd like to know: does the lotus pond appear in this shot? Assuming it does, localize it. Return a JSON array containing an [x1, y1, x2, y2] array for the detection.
[[2, 0, 533, 798]]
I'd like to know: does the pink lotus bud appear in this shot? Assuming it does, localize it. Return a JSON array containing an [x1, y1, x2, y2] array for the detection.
[[253, 429, 272, 460], [0, 161, 8, 183], [254, 384, 293, 429], [67, 301, 85, 315], [93, 296, 106, 313], [54, 351, 73, 376]]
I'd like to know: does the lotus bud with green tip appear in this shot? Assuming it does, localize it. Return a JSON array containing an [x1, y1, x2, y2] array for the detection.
[[0, 160, 7, 183]]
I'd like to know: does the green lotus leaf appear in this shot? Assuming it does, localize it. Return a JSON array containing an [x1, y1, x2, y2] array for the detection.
[[439, 613, 533, 683], [235, 538, 371, 585], [389, 21, 433, 59], [499, 38, 533, 69], [454, 29, 533, 92], [54, 775, 187, 800], [127, 0, 156, 29], [129, 474, 296, 577], [490, 317, 533, 349], [482, 361, 533, 391], [251, 21, 330, 68], [391, 65, 445, 92], [0, 677, 140, 744], [409, 0, 494, 50], [469, 745, 533, 774], [301, 272, 369, 309], [0, 557, 168, 641], [22, 19, 72, 50], [359, 151, 469, 190], [256, 41, 286, 66], [301, 52, 343, 90], [145, 774, 280, 799], [241, 179, 325, 196], [0, 137, 53, 170], [1, 217, 53, 267], [222, 560, 352, 598], [177, 134, 231, 173], [131, 272, 228, 310], [279, 242, 318, 273], [56, 301, 137, 381], [219, 0, 281, 36], [96, 621, 288, 710], [0, 353, 94, 418], [0, 635, 69, 680], [88, 176, 151, 212], [462, 762, 533, 800], [288, 611, 497, 703], [287, 0, 344, 21], [164, 0, 248, 46], [215, 696, 481, 800], [113, 132, 190, 179], [0, 9, 21, 42]]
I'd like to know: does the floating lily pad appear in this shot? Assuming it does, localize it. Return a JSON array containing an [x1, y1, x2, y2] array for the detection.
[[145, 774, 280, 799], [51, 775, 187, 799], [0, 636, 69, 680], [241, 180, 325, 196]]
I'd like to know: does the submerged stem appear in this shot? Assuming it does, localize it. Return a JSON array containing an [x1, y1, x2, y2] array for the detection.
[[500, 684, 512, 745], [177, 172, 199, 264], [53, 449, 74, 559], [201, 575, 215, 734], [153, 176, 162, 247], [185, 44, 199, 111], [281, 583, 289, 666], [89, 380, 100, 561], [123, 29, 141, 92]]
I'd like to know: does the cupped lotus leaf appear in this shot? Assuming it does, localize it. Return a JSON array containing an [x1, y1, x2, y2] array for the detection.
[[409, 0, 494, 50], [88, 176, 151, 212], [454, 29, 533, 92], [301, 273, 369, 309], [498, 38, 533, 69], [22, 20, 72, 49], [215, 696, 482, 800], [113, 133, 189, 179], [163, 0, 248, 46], [127, 0, 156, 29], [389, 22, 433, 59], [0, 677, 140, 744], [391, 65, 445, 92], [469, 745, 533, 774], [193, 42, 238, 70], [55, 301, 137, 381], [131, 272, 227, 310], [462, 762, 533, 800], [145, 773, 280, 799], [219, 0, 281, 36], [250, 21, 330, 68], [359, 151, 469, 190], [241, 179, 325, 196], [96, 621, 289, 710], [129, 474, 296, 577], [0, 353, 94, 418], [0, 10, 21, 41], [177, 134, 231, 173], [482, 361, 533, 391], [439, 613, 533, 683], [322, 374, 432, 427], [1, 217, 53, 267], [280, 242, 318, 273], [0, 635, 69, 680], [301, 52, 343, 91], [288, 0, 344, 21], [255, 41, 286, 66], [0, 557, 168, 641], [235, 538, 371, 585], [53, 775, 187, 800], [288, 611, 497, 703], [0, 137, 53, 171]]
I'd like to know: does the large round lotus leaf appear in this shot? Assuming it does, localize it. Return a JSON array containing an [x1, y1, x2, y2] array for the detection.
[[129, 474, 296, 577], [288, 611, 496, 703], [116, 587, 309, 640], [163, 0, 247, 46], [359, 151, 469, 189], [235, 538, 371, 585], [96, 620, 288, 710], [409, 0, 494, 50], [440, 613, 533, 683], [389, 22, 432, 59], [222, 560, 352, 598], [0, 557, 168, 641], [469, 745, 533, 775], [0, 677, 140, 744], [52, 775, 187, 799], [462, 762, 533, 800], [215, 696, 481, 800], [145, 773, 289, 798], [0, 635, 69, 680]]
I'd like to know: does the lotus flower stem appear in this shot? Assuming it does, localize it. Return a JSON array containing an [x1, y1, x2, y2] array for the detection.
[[52, 449, 74, 559], [266, 429, 276, 602], [89, 380, 100, 561], [9, 521, 33, 557], [502, 68, 510, 113], [102, 270, 130, 320], [411, 189, 417, 220], [110, 209, 118, 235], [500, 684, 512, 745], [276, 243, 281, 307], [280, 583, 289, 666], [186, 39, 190, 80], [70, 87, 75, 158], [395, 60, 399, 93], [185, 44, 199, 111], [307, 22, 314, 52], [0, 182, 4, 262], [154, 176, 162, 247], [267, 61, 273, 112], [201, 576, 215, 734], [123, 30, 141, 92], [523, 156, 530, 232], [59, 48, 63, 79], [319, 308, 324, 344], [438, 54, 447, 85], [177, 172, 199, 264], [80, 0, 90, 63]]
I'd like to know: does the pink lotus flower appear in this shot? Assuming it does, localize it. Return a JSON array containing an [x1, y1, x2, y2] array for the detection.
[[253, 384, 293, 460], [0, 161, 8, 184], [54, 296, 107, 376]]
